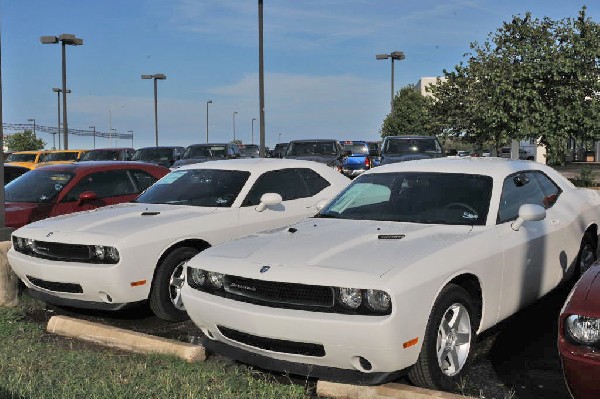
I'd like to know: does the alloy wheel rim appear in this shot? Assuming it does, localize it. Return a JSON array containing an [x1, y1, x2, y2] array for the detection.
[[169, 261, 186, 311], [580, 243, 596, 275], [436, 303, 471, 376]]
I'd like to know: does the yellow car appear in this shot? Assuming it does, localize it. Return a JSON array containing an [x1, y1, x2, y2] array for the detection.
[[33, 149, 89, 169], [5, 150, 50, 169]]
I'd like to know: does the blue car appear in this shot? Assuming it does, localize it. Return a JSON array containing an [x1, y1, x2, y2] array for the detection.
[[339, 140, 373, 178]]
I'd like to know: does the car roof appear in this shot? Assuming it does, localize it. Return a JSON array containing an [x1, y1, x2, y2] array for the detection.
[[384, 135, 437, 140], [174, 157, 337, 173], [366, 157, 571, 185], [87, 147, 133, 152], [135, 146, 183, 150], [29, 161, 167, 173], [289, 139, 338, 143], [187, 143, 229, 147]]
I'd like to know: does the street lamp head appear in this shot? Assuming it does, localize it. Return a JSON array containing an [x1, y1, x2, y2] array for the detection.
[[207, 100, 213, 104], [390, 51, 405, 60], [28, 119, 35, 122], [154, 74, 166, 80], [234, 111, 238, 116], [141, 75, 152, 80], [40, 36, 58, 44], [376, 54, 390, 60]]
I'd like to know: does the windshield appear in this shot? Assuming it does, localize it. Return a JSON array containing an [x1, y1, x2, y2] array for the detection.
[[6, 153, 37, 163], [342, 143, 368, 154], [318, 172, 492, 225], [131, 148, 173, 162], [383, 138, 441, 155], [135, 169, 250, 207], [240, 145, 259, 156], [81, 150, 121, 161], [286, 141, 338, 156], [5, 169, 74, 203], [40, 152, 80, 162], [183, 145, 226, 159]]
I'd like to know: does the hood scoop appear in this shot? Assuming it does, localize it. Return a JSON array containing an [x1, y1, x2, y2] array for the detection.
[[377, 234, 405, 240], [141, 211, 161, 216]]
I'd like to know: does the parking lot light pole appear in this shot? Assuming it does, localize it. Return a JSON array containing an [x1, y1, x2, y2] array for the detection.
[[27, 118, 36, 138], [233, 111, 238, 142], [41, 34, 83, 150], [89, 125, 96, 149], [375, 51, 405, 115], [206, 100, 212, 143], [251, 118, 256, 145], [128, 130, 133, 148], [141, 74, 166, 147], [52, 88, 71, 150]]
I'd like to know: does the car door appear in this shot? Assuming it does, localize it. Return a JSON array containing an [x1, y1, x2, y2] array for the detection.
[[52, 170, 139, 215], [237, 168, 325, 236], [496, 171, 566, 321]]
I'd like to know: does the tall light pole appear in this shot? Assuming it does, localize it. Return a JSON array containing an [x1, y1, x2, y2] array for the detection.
[[27, 118, 36, 138], [110, 128, 117, 147], [258, 0, 266, 157], [128, 130, 134, 148], [141, 73, 166, 147], [206, 100, 212, 143], [41, 34, 83, 150], [89, 126, 96, 149], [251, 118, 256, 145], [375, 51, 405, 115], [52, 88, 71, 150], [233, 111, 238, 142], [278, 132, 282, 143]]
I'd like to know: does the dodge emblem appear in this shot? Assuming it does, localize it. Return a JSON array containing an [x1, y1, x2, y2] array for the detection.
[[260, 266, 270, 273], [46, 232, 53, 237]]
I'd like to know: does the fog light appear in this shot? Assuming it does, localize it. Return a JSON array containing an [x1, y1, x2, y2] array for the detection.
[[338, 287, 362, 309]]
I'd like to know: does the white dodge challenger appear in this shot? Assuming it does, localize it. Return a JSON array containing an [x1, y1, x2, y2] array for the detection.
[[181, 157, 600, 391], [8, 158, 350, 321]]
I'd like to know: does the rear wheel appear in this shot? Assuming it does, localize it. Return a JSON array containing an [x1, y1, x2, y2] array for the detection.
[[577, 232, 597, 277], [409, 284, 477, 392], [149, 247, 200, 321]]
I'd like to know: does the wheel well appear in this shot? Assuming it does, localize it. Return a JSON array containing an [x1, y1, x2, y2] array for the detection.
[[585, 224, 598, 247], [447, 274, 482, 331], [149, 239, 211, 297]]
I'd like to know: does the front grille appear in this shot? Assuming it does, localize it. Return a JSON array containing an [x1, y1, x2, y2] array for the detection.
[[32, 240, 91, 262], [218, 326, 325, 357], [224, 275, 334, 308], [27, 275, 83, 293]]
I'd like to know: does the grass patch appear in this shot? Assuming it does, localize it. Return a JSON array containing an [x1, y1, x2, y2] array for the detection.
[[0, 298, 307, 399]]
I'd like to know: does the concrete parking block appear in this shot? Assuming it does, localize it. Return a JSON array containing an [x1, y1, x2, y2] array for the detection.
[[316, 380, 470, 399], [0, 241, 18, 307], [47, 315, 205, 362]]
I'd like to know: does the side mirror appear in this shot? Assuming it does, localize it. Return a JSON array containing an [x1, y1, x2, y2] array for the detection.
[[78, 191, 98, 205], [511, 204, 546, 231], [256, 193, 283, 212]]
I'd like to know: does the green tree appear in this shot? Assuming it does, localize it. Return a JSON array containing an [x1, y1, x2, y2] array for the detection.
[[428, 7, 600, 164], [6, 130, 46, 151], [380, 85, 436, 138]]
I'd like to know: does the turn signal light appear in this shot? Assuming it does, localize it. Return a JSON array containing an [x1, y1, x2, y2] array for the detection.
[[130, 280, 147, 287], [403, 337, 419, 349]]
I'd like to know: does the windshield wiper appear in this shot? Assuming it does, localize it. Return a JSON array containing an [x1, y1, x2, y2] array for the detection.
[[313, 213, 337, 218]]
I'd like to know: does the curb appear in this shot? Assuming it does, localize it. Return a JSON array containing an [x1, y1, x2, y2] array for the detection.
[[316, 381, 469, 399], [47, 315, 205, 362]]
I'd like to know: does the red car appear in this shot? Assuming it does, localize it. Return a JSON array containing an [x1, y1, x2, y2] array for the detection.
[[5, 161, 169, 228], [558, 265, 600, 398]]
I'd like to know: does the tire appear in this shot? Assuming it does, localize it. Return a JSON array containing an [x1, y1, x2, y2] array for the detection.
[[149, 247, 200, 322], [408, 284, 478, 392], [576, 232, 597, 277]]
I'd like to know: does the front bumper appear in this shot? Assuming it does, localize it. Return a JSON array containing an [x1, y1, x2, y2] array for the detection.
[[182, 286, 422, 377], [342, 168, 367, 178], [559, 338, 600, 398], [8, 250, 151, 308]]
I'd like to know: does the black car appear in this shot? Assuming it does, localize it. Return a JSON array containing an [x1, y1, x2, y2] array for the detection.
[[79, 148, 135, 162], [239, 144, 260, 158], [270, 143, 288, 158], [171, 143, 241, 168], [379, 135, 444, 165], [284, 139, 343, 169], [130, 146, 185, 168]]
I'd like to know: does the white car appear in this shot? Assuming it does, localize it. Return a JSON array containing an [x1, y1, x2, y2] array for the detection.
[[8, 159, 350, 321], [181, 157, 600, 391]]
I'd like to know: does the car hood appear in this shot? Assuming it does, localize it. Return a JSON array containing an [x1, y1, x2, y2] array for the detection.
[[5, 202, 53, 228], [284, 155, 339, 165], [202, 218, 472, 277], [16, 202, 220, 238], [564, 266, 600, 318]]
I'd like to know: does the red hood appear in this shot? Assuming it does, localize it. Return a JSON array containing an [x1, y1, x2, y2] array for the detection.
[[563, 266, 600, 318], [5, 202, 54, 229]]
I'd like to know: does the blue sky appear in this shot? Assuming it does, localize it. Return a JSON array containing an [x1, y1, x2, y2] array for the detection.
[[1, 0, 598, 149]]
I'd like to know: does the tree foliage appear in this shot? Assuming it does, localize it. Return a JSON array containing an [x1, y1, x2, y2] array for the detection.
[[380, 85, 436, 138], [427, 7, 600, 164], [5, 130, 46, 151]]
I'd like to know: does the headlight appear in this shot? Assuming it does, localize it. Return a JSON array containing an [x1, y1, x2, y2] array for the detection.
[[566, 314, 600, 345], [12, 236, 34, 253], [365, 289, 391, 313], [188, 268, 207, 289], [91, 245, 119, 264], [207, 272, 224, 289], [338, 287, 362, 309]]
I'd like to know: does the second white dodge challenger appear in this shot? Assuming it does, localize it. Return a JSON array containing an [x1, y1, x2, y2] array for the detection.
[[181, 157, 600, 391]]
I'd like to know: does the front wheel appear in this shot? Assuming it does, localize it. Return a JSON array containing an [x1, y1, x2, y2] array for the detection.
[[408, 284, 478, 392], [149, 247, 200, 322], [576, 232, 597, 277]]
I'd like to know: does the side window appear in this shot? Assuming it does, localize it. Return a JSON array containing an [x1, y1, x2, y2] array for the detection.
[[63, 170, 136, 202], [497, 171, 549, 223], [243, 169, 309, 206], [131, 170, 160, 192], [299, 168, 330, 196], [532, 172, 562, 208]]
